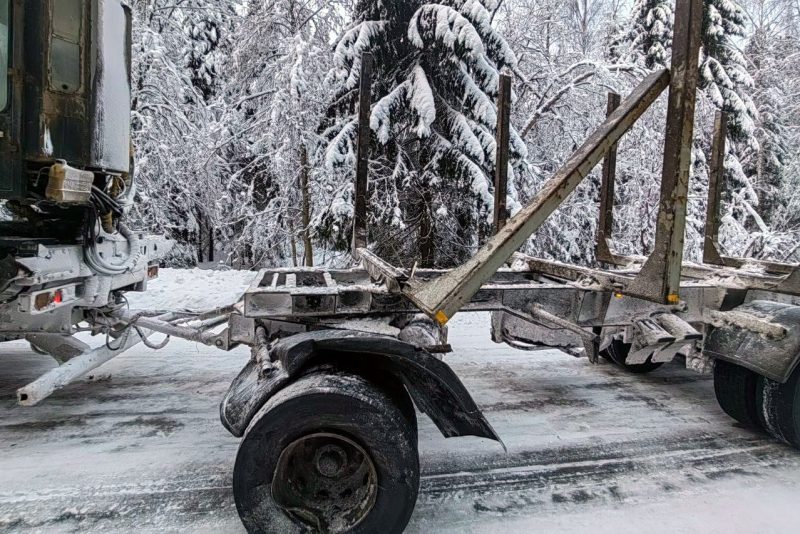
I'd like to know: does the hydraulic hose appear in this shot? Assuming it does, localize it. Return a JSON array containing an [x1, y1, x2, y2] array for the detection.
[[84, 223, 142, 276]]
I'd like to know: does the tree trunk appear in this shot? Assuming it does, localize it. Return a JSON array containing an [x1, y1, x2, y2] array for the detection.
[[288, 214, 298, 267], [208, 226, 214, 263], [197, 212, 205, 263]]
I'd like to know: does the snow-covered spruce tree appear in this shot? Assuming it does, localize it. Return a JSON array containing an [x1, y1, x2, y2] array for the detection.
[[317, 0, 527, 268], [616, 0, 756, 144], [700, 0, 767, 258], [714, 0, 800, 260], [741, 30, 789, 226], [612, 0, 674, 69], [185, 4, 229, 103], [700, 0, 757, 143]]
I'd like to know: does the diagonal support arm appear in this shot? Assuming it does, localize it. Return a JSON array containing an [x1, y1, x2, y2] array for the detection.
[[403, 69, 671, 324]]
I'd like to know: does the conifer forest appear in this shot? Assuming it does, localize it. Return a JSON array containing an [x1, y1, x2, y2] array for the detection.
[[128, 0, 800, 270]]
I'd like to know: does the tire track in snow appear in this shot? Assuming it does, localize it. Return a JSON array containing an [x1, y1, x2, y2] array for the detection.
[[2, 432, 796, 531]]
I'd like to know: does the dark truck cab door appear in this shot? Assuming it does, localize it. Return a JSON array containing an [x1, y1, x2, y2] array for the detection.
[[0, 0, 22, 200]]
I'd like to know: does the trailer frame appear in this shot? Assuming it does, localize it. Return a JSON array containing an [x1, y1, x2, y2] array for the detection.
[[11, 1, 800, 532]]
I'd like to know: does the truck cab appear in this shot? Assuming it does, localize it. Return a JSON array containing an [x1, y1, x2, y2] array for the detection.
[[0, 0, 170, 342]]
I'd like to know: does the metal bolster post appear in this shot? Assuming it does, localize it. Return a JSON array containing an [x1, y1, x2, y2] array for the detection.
[[352, 53, 374, 257], [403, 69, 669, 324], [703, 111, 728, 266], [493, 74, 512, 235], [703, 111, 797, 277], [624, 0, 703, 304], [596, 92, 623, 265]]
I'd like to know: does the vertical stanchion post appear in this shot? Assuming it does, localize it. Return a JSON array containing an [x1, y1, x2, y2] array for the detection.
[[300, 144, 314, 267], [596, 92, 622, 264], [493, 74, 512, 234], [625, 0, 703, 304], [352, 53, 374, 256], [704, 111, 728, 266]]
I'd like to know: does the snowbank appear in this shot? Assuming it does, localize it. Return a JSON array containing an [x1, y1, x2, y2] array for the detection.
[[125, 268, 259, 311]]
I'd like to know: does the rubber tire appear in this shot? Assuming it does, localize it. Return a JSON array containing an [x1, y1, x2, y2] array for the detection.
[[380, 375, 418, 440], [602, 339, 664, 374], [233, 371, 420, 534], [756, 365, 800, 448], [713, 359, 761, 429]]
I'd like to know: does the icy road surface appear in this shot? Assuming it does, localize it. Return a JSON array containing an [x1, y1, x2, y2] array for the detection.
[[2, 269, 800, 532]]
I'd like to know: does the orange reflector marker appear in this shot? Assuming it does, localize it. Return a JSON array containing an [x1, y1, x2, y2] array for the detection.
[[435, 310, 449, 326], [667, 293, 680, 304]]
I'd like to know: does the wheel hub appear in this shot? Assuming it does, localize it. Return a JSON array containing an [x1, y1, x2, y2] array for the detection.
[[272, 433, 378, 533], [315, 444, 348, 478]]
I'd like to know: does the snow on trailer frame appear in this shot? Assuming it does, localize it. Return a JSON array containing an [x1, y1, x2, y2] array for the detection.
[[11, 1, 800, 532]]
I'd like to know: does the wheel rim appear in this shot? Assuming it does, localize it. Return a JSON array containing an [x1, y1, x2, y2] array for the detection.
[[271, 432, 378, 533]]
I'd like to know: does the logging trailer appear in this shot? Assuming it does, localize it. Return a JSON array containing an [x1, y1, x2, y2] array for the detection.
[[4, 1, 800, 533]]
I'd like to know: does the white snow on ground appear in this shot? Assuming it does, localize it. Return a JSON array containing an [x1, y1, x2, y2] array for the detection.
[[2, 269, 800, 532], [128, 268, 258, 310]]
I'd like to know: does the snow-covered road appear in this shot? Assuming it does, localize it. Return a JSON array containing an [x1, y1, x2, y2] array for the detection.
[[1, 269, 800, 532]]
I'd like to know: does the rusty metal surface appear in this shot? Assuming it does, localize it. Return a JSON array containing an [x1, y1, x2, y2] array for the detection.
[[512, 252, 630, 291], [356, 248, 413, 293], [352, 53, 373, 253], [402, 69, 670, 324], [678, 260, 800, 296], [704, 111, 728, 266], [493, 74, 512, 234], [236, 256, 742, 347], [625, 0, 703, 304], [596, 92, 623, 265], [3, 0, 133, 198], [705, 301, 800, 383]]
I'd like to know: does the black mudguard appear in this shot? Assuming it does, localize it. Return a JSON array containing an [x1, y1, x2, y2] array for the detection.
[[220, 330, 500, 443], [705, 300, 800, 383]]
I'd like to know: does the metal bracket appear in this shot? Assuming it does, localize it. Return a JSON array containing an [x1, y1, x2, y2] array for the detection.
[[501, 305, 600, 363]]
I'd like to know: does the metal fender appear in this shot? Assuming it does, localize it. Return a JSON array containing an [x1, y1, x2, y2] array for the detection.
[[704, 300, 800, 383], [220, 330, 501, 443]]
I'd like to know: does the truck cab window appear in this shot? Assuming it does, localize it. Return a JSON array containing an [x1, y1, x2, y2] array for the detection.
[[50, 0, 82, 93], [0, 0, 9, 110]]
